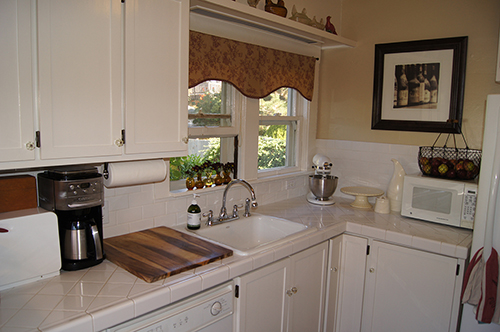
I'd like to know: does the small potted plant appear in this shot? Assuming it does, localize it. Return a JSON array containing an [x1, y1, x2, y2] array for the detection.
[[223, 162, 234, 184], [212, 162, 224, 186], [202, 161, 214, 187], [192, 165, 205, 189], [185, 168, 195, 190]]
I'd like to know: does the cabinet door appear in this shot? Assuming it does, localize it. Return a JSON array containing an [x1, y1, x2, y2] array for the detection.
[[325, 234, 367, 332], [37, 0, 122, 159], [123, 0, 188, 156], [0, 0, 35, 162], [361, 241, 459, 332], [235, 259, 289, 332], [288, 242, 328, 332]]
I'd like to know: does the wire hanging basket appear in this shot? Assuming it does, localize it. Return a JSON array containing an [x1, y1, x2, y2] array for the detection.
[[418, 131, 481, 180]]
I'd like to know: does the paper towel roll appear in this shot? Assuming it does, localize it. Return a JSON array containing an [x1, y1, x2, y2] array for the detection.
[[104, 159, 167, 188]]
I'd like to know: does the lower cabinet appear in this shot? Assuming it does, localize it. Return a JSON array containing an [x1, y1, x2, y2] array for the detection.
[[324, 234, 465, 332], [361, 240, 463, 332], [235, 242, 328, 332], [325, 234, 368, 332]]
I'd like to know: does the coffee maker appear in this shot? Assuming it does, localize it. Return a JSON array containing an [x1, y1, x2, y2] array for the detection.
[[38, 166, 105, 271]]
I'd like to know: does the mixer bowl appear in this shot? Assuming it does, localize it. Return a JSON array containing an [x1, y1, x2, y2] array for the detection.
[[309, 175, 338, 200]]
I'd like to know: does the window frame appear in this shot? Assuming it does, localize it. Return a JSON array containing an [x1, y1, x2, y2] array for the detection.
[[188, 82, 240, 139]]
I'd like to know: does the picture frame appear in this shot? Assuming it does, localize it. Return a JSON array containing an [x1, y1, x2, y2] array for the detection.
[[371, 36, 468, 133]]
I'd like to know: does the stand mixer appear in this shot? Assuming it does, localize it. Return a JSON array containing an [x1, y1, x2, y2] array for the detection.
[[307, 154, 338, 205]]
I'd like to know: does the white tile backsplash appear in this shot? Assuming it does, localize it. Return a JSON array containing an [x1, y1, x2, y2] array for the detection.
[[102, 139, 419, 238], [315, 139, 420, 201]]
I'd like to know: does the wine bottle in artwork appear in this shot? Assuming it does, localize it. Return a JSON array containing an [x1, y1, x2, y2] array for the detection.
[[423, 64, 431, 104], [430, 64, 438, 104], [417, 64, 426, 104], [408, 64, 420, 106], [394, 72, 398, 107], [397, 65, 408, 107]]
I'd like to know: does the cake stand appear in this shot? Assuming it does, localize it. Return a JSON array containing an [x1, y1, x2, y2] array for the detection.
[[340, 186, 384, 209]]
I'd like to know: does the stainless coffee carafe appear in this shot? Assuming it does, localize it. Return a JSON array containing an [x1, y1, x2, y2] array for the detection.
[[38, 166, 105, 271], [64, 218, 103, 262]]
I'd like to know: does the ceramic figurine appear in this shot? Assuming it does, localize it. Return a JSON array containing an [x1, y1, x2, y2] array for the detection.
[[289, 5, 312, 25], [310, 16, 324, 30], [247, 0, 260, 8], [325, 16, 337, 35], [265, 0, 287, 17], [387, 159, 406, 212]]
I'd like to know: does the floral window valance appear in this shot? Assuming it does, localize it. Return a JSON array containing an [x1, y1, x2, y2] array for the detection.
[[189, 30, 316, 101]]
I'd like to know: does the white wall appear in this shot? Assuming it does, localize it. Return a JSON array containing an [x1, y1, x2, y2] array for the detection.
[[315, 139, 420, 202]]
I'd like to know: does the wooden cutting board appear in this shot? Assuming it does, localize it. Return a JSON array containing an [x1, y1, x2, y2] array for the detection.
[[104, 226, 232, 283]]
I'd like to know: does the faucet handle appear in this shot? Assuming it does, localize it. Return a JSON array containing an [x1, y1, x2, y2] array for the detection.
[[203, 210, 214, 226], [244, 198, 252, 217], [232, 204, 243, 218]]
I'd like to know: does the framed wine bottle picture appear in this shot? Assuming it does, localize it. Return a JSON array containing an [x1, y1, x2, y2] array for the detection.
[[371, 36, 468, 133]]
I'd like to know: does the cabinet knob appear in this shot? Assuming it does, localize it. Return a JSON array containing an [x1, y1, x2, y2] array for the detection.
[[182, 137, 189, 144], [331, 267, 338, 272], [115, 139, 124, 147], [369, 268, 375, 273], [25, 141, 36, 151], [286, 287, 298, 297]]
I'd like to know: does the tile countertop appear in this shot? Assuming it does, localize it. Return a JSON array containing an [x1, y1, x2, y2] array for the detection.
[[0, 196, 472, 332]]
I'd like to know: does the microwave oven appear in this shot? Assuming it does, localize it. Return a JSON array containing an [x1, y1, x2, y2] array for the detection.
[[401, 174, 477, 229]]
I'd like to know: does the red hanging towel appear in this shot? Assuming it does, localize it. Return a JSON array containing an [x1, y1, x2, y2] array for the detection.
[[462, 248, 485, 306], [477, 248, 499, 323]]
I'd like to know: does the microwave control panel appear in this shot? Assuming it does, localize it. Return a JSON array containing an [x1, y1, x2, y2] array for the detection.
[[462, 186, 477, 225]]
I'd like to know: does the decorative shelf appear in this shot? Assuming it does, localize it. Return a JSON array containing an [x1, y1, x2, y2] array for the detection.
[[190, 0, 356, 49]]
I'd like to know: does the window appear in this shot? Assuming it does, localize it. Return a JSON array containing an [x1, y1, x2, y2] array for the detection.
[[188, 81, 232, 129], [170, 81, 238, 192], [258, 88, 299, 171], [169, 82, 308, 192]]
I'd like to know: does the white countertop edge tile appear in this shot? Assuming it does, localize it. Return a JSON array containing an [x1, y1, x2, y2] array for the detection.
[[168, 275, 202, 303], [131, 285, 171, 318], [39, 311, 93, 332], [87, 298, 134, 332]]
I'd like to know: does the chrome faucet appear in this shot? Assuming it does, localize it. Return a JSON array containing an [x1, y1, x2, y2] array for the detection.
[[217, 179, 258, 223]]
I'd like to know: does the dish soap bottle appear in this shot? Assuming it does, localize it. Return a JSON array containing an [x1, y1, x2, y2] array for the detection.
[[187, 194, 201, 230]]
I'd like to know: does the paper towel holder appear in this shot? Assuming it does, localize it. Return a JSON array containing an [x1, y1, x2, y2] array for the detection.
[[103, 163, 109, 180]]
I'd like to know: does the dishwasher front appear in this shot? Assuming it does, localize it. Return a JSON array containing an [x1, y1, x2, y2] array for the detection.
[[105, 281, 234, 332]]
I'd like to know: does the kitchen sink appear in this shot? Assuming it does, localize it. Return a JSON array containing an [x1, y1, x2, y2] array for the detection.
[[184, 214, 313, 256]]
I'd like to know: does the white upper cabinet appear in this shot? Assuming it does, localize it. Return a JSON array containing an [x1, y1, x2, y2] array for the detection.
[[124, 0, 188, 156], [37, 0, 123, 160], [0, 0, 188, 170], [0, 0, 35, 163]]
